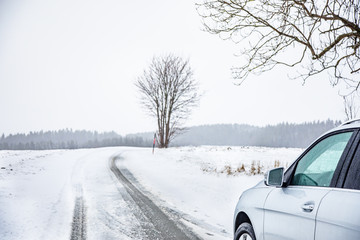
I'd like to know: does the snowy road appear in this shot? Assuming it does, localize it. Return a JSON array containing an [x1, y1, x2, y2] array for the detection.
[[68, 148, 202, 240], [109, 155, 200, 240], [69, 152, 200, 240]]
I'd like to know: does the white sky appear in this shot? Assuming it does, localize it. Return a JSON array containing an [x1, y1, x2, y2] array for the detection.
[[0, 0, 346, 136]]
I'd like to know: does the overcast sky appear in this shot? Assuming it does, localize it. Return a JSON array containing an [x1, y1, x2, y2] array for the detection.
[[0, 0, 346, 136]]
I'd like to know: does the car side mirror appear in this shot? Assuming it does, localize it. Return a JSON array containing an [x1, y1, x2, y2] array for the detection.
[[265, 167, 284, 187]]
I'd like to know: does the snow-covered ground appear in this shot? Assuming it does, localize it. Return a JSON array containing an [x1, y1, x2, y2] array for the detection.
[[0, 149, 103, 239], [0, 146, 302, 239]]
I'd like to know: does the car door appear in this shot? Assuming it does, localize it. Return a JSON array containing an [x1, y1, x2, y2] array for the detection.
[[315, 138, 360, 239], [263, 131, 355, 240]]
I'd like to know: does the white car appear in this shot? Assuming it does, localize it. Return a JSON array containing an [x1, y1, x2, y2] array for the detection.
[[233, 119, 360, 240]]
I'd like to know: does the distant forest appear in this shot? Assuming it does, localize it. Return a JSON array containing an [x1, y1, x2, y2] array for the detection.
[[171, 120, 341, 148], [0, 129, 148, 150], [0, 120, 341, 150]]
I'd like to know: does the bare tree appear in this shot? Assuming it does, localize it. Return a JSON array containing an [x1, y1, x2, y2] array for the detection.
[[135, 54, 199, 148], [197, 0, 360, 89], [343, 92, 359, 120]]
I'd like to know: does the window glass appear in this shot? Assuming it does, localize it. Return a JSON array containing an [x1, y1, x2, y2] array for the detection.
[[291, 132, 353, 187]]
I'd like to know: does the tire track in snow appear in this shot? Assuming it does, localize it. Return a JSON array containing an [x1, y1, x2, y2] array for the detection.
[[70, 186, 86, 240], [110, 155, 201, 240]]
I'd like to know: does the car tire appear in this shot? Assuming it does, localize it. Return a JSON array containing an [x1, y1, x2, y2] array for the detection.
[[234, 222, 256, 240]]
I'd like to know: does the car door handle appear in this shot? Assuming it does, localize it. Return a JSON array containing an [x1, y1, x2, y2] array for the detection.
[[302, 204, 314, 212]]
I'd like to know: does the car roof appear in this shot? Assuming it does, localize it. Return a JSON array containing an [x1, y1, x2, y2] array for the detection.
[[328, 118, 360, 133]]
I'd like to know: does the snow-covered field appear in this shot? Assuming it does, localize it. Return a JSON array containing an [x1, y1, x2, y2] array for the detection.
[[0, 146, 302, 239]]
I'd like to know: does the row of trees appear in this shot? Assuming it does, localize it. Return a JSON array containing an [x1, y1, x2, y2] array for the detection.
[[130, 120, 341, 148], [0, 129, 149, 150], [173, 120, 341, 148], [0, 120, 340, 150]]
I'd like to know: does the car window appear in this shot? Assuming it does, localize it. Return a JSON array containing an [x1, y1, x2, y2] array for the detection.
[[291, 132, 353, 187]]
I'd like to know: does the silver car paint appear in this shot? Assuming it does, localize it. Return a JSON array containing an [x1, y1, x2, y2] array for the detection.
[[235, 183, 360, 240], [234, 182, 273, 240], [263, 186, 331, 240], [315, 189, 360, 239]]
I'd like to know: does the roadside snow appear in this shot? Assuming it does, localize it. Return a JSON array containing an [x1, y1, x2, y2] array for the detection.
[[0, 146, 302, 240], [0, 149, 90, 239], [119, 146, 302, 239]]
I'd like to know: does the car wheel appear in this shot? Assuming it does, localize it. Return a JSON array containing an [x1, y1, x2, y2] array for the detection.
[[234, 222, 256, 240]]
